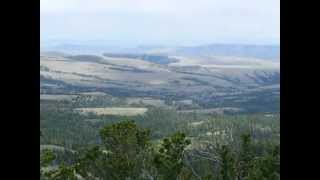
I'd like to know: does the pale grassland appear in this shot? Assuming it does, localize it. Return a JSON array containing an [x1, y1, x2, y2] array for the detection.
[[40, 94, 77, 101], [126, 97, 166, 107], [189, 121, 205, 127], [74, 107, 148, 116], [178, 107, 242, 115], [40, 144, 75, 153]]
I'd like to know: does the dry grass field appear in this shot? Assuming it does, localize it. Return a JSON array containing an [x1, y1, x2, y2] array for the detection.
[[74, 107, 148, 116]]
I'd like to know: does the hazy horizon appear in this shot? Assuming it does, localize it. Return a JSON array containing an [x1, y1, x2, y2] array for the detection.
[[41, 0, 279, 47]]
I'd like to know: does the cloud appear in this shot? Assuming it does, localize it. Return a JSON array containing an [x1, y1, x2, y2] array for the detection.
[[41, 0, 279, 15], [40, 0, 279, 45]]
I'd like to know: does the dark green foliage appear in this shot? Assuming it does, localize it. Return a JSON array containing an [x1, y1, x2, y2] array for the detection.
[[134, 108, 187, 139], [40, 108, 101, 148], [238, 133, 255, 178], [218, 145, 237, 180], [99, 120, 151, 151], [194, 88, 279, 113], [213, 133, 280, 180], [246, 145, 280, 180], [41, 120, 279, 180], [43, 164, 77, 180], [153, 132, 191, 179], [74, 120, 154, 179], [40, 100, 279, 180], [40, 150, 56, 168]]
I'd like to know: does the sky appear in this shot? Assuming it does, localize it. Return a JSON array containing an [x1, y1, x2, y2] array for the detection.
[[40, 0, 280, 47]]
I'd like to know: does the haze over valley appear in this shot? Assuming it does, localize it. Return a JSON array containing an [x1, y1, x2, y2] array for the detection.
[[40, 1, 280, 179]]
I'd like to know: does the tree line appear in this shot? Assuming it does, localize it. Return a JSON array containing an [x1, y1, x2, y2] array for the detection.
[[41, 120, 279, 180]]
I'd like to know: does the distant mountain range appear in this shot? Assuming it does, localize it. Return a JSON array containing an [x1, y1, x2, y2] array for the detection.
[[174, 44, 279, 60], [41, 43, 279, 61]]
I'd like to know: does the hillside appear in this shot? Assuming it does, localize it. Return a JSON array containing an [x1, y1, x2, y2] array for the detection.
[[40, 53, 279, 113]]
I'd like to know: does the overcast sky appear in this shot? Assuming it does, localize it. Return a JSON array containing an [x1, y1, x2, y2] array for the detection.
[[40, 0, 280, 46]]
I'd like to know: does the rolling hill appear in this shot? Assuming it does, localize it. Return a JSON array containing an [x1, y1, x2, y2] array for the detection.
[[40, 52, 279, 113]]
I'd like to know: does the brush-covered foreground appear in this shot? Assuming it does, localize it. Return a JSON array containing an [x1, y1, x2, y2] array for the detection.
[[41, 120, 279, 180], [40, 97, 279, 179]]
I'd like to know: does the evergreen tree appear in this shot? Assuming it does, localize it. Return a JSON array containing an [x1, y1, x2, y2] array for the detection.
[[153, 132, 191, 179], [218, 145, 237, 180]]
